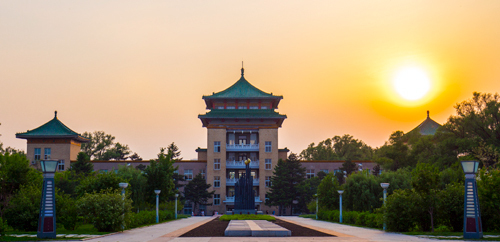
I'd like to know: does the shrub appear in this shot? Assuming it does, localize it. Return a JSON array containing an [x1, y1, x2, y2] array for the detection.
[[0, 217, 8, 235], [436, 182, 463, 232], [56, 193, 80, 231], [384, 189, 418, 232], [343, 211, 358, 224], [3, 184, 41, 231], [478, 168, 500, 232], [128, 210, 174, 228], [77, 190, 132, 232]]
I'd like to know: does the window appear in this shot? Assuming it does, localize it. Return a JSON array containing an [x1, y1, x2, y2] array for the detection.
[[250, 106, 258, 109], [214, 159, 221, 170], [100, 169, 108, 173], [214, 141, 221, 153], [214, 176, 220, 188], [306, 169, 315, 179], [114, 169, 118, 174], [214, 194, 220, 205], [57, 160, 65, 171], [44, 148, 51, 159], [265, 141, 272, 153], [320, 169, 329, 174], [238, 106, 247, 109], [200, 169, 205, 179], [261, 106, 268, 109], [184, 169, 193, 181], [34, 148, 41, 161], [334, 169, 341, 175], [227, 106, 235, 109], [265, 176, 271, 187], [265, 159, 272, 170], [217, 106, 224, 109]]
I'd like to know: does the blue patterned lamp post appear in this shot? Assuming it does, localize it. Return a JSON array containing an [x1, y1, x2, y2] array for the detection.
[[461, 160, 482, 239], [37, 160, 58, 239], [337, 190, 343, 223], [119, 183, 128, 230], [380, 183, 390, 231], [155, 190, 161, 223]]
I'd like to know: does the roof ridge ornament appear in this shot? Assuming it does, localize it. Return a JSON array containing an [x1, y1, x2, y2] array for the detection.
[[427, 110, 429, 118], [241, 61, 244, 76], [55, 110, 58, 118]]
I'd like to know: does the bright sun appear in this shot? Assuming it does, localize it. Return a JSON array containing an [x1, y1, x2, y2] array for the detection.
[[392, 66, 431, 101]]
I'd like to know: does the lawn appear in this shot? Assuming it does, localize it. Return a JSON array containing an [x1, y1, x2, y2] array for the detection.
[[219, 214, 276, 221]]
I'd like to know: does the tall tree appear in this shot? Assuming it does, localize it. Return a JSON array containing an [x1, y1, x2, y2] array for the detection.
[[300, 134, 373, 161], [144, 148, 176, 204], [167, 142, 182, 160], [317, 173, 341, 210], [71, 152, 93, 175], [81, 131, 115, 160], [183, 173, 214, 214], [265, 154, 306, 215], [411, 163, 440, 232]]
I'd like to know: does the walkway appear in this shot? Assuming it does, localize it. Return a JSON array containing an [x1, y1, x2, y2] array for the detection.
[[41, 216, 481, 242]]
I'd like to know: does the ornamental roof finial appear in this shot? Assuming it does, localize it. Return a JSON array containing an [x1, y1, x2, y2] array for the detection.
[[241, 61, 244, 76], [427, 110, 429, 118], [55, 110, 58, 118]]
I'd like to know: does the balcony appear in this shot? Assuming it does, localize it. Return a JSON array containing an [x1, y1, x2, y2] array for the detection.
[[226, 178, 259, 186], [226, 143, 259, 152], [224, 196, 262, 203], [226, 160, 259, 169]]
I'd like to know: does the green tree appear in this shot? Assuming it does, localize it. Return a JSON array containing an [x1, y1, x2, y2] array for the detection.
[[374, 131, 413, 171], [340, 159, 357, 176], [71, 152, 93, 175], [56, 193, 80, 230], [411, 163, 440, 232], [55, 170, 83, 198], [296, 176, 321, 212], [183, 173, 214, 214], [436, 182, 464, 232], [117, 165, 148, 211], [3, 184, 42, 231], [144, 148, 176, 204], [317, 173, 341, 210], [477, 168, 500, 232], [266, 154, 306, 215], [343, 172, 381, 212], [300, 134, 373, 161], [166, 142, 182, 160], [75, 172, 122, 197], [103, 142, 131, 161], [81, 131, 115, 160]]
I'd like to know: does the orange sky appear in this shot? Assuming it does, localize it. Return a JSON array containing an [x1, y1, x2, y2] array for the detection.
[[1, 1, 500, 159]]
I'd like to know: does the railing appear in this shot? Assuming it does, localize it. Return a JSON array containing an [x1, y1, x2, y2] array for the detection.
[[226, 144, 259, 151], [226, 160, 259, 168], [226, 178, 259, 186], [224, 196, 261, 203]]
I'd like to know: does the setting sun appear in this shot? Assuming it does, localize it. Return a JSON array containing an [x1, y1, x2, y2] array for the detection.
[[393, 66, 432, 101]]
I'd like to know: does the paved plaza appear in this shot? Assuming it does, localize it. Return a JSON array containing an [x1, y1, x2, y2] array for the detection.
[[38, 216, 482, 242]]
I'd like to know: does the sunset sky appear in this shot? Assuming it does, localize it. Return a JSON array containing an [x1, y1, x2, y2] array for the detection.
[[1, 1, 500, 159]]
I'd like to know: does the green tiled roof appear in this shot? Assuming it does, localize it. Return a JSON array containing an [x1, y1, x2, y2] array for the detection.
[[411, 111, 442, 135], [203, 68, 283, 100], [16, 111, 89, 142], [198, 109, 287, 119]]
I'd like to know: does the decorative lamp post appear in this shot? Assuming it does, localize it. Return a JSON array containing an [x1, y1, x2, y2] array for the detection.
[[461, 160, 482, 239], [338, 190, 343, 223], [155, 190, 161, 223], [37, 160, 58, 239], [119, 183, 128, 230], [380, 183, 390, 231], [314, 194, 318, 220], [175, 193, 179, 219]]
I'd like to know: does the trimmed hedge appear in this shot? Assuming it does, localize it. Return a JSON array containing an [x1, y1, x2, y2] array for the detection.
[[128, 210, 175, 228], [317, 209, 383, 229]]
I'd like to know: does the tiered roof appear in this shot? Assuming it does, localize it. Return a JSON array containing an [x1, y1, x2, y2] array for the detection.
[[16, 111, 89, 142], [411, 111, 441, 135]]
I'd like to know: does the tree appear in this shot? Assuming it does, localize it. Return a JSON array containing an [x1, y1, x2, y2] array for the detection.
[[477, 168, 500, 232], [300, 134, 373, 161], [117, 165, 148, 212], [183, 174, 214, 214], [166, 142, 182, 160], [296, 176, 321, 212], [340, 159, 357, 176], [144, 148, 176, 204], [411, 163, 440, 232], [81, 131, 115, 160], [266, 154, 306, 215], [317, 173, 341, 210], [343, 172, 381, 212], [75, 172, 122, 197], [71, 152, 93, 175], [102, 142, 131, 160], [129, 152, 142, 161]]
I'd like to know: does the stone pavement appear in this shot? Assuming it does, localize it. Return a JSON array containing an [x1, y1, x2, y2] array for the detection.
[[224, 220, 291, 237], [36, 215, 484, 242]]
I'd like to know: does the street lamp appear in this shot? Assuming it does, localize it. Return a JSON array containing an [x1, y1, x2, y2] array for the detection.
[[380, 183, 390, 231], [338, 190, 343, 223], [155, 190, 161, 223], [119, 183, 128, 230], [461, 160, 482, 239], [175, 193, 179, 219], [314, 193, 318, 220], [37, 160, 58, 239]]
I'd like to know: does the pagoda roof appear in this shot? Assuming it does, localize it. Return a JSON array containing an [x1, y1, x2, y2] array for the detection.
[[202, 68, 283, 109], [16, 111, 89, 142], [411, 111, 442, 135], [198, 109, 286, 127]]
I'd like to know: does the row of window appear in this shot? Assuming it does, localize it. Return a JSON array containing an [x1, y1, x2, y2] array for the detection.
[[215, 105, 269, 110], [214, 141, 272, 152], [212, 176, 272, 188], [34, 148, 51, 160], [213, 159, 272, 170]]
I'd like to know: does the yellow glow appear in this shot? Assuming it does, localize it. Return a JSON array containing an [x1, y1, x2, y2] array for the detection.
[[392, 66, 431, 101]]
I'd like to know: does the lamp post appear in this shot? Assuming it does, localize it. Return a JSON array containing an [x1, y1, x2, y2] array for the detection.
[[175, 193, 179, 219], [461, 160, 482, 239], [380, 183, 390, 231], [315, 193, 318, 220], [119, 183, 128, 230], [338, 190, 343, 223], [155, 190, 161, 223], [37, 160, 58, 239]]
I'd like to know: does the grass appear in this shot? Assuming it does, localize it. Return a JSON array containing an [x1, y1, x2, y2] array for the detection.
[[299, 214, 317, 219], [219, 214, 276, 221]]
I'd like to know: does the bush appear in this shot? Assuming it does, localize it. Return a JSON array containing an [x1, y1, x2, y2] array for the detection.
[[317, 209, 382, 229], [219, 214, 276, 221], [77, 190, 132, 232], [75, 172, 122, 197], [128, 210, 174, 228], [384, 189, 419, 232], [0, 217, 8, 235], [3, 184, 41, 231], [437, 182, 463, 232], [56, 193, 80, 231], [478, 168, 500, 232]]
